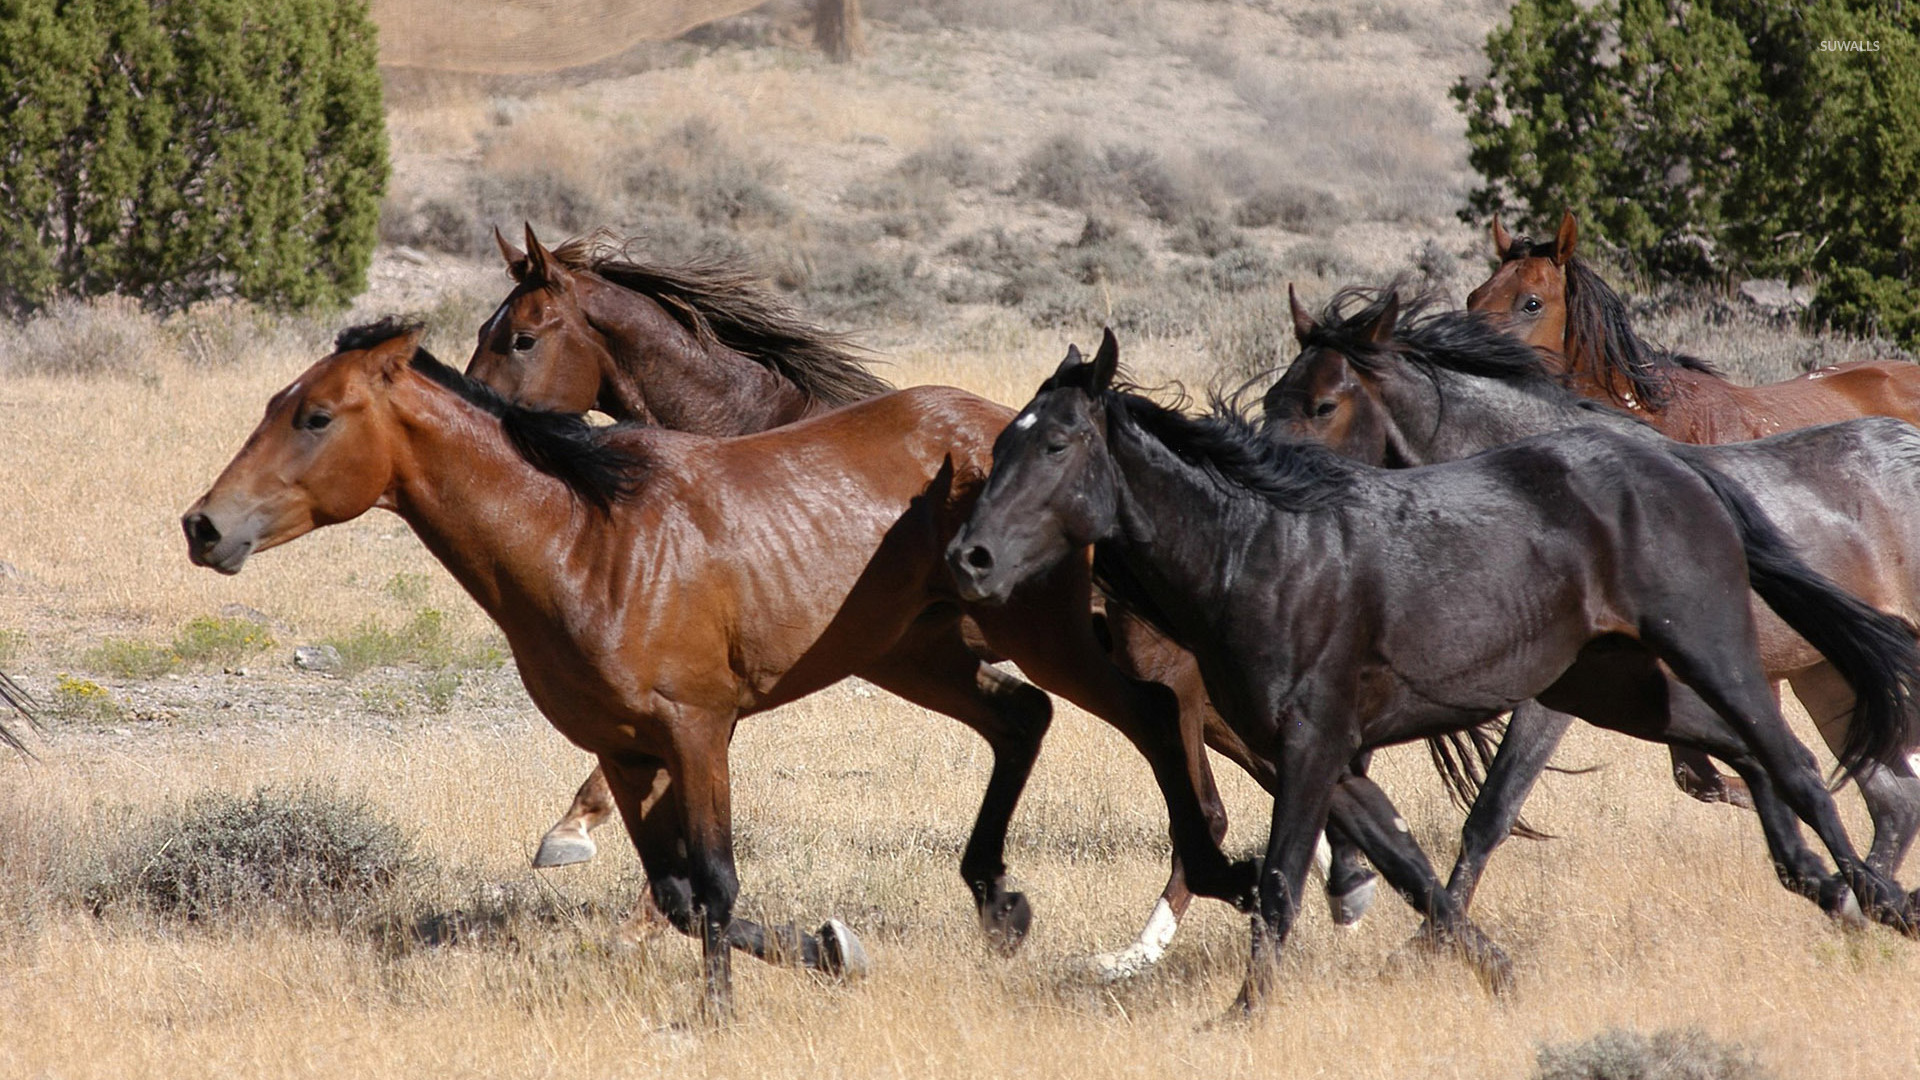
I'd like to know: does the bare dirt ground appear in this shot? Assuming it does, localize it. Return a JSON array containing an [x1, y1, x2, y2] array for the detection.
[[3, 2, 1917, 1077]]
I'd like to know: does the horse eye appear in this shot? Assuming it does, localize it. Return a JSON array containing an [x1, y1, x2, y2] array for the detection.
[[1314, 400, 1338, 418], [303, 412, 332, 432], [512, 332, 537, 352], [1045, 440, 1068, 456], [1522, 296, 1542, 314]]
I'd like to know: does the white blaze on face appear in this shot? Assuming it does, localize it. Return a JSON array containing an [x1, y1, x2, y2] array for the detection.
[[1012, 411, 1037, 431]]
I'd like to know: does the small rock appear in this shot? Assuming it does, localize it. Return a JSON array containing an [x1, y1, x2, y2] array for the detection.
[[218, 603, 274, 626], [1738, 278, 1814, 315], [393, 245, 432, 266], [293, 644, 342, 673]]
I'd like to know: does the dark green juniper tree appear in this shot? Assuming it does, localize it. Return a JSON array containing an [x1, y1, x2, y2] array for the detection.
[[0, 0, 388, 316], [1457, 0, 1918, 345]]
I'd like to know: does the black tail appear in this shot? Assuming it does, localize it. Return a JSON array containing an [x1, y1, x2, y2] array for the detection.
[[1681, 455, 1920, 780], [1424, 720, 1555, 841], [0, 668, 41, 759]]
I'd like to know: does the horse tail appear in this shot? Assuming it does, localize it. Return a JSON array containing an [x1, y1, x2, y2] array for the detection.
[[1424, 719, 1552, 841], [0, 668, 41, 758], [1679, 454, 1920, 781]]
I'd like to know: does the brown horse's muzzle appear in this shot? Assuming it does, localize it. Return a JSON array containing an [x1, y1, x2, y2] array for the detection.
[[181, 504, 256, 575]]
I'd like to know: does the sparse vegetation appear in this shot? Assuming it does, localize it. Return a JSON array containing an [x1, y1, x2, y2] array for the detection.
[[320, 608, 503, 675], [51, 674, 118, 723], [83, 784, 423, 924], [1532, 1027, 1773, 1080]]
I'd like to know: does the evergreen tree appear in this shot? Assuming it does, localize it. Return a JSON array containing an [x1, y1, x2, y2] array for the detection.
[[0, 0, 388, 316], [1457, 0, 1918, 345]]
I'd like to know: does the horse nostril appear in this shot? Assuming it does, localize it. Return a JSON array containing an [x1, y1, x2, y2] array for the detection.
[[183, 512, 221, 550], [964, 545, 994, 572]]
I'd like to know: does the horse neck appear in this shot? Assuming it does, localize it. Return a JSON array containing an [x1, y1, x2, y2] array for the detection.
[[1102, 418, 1296, 647], [384, 379, 610, 623], [583, 276, 814, 435], [1406, 366, 1639, 462]]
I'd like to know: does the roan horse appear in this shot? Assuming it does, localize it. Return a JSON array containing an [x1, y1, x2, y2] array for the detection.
[[1265, 288, 1920, 912], [948, 331, 1920, 1013], [1467, 211, 1920, 804], [181, 319, 1256, 1018], [464, 228, 1509, 985]]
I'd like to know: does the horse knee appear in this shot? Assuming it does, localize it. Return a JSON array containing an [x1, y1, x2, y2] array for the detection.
[[650, 876, 702, 936]]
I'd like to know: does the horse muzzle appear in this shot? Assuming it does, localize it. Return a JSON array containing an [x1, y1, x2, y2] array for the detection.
[[946, 535, 1014, 606], [181, 509, 254, 575]]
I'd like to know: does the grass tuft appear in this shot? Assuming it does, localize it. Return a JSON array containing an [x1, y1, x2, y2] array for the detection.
[[1533, 1027, 1774, 1080], [82, 784, 424, 925]]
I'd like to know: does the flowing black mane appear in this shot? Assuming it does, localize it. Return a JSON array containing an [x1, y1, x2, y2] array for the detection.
[[338, 319, 644, 513], [551, 233, 893, 406], [1307, 287, 1568, 391], [1104, 384, 1358, 513]]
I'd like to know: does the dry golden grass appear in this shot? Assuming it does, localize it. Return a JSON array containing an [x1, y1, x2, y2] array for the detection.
[[4, 329, 1920, 1079]]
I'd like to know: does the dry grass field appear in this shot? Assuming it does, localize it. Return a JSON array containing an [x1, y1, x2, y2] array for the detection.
[[3, 1, 1918, 1077]]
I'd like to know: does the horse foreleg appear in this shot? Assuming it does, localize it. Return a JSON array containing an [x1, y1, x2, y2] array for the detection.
[[1232, 736, 1349, 1018], [862, 627, 1053, 956], [1445, 700, 1573, 910], [533, 765, 619, 868]]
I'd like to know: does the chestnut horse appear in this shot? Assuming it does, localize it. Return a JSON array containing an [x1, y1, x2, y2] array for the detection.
[[1468, 211, 1920, 803], [465, 228, 1507, 986], [182, 319, 1252, 1018], [1466, 211, 1920, 441]]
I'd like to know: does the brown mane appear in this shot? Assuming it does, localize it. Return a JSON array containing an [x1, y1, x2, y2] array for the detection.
[[550, 232, 892, 407]]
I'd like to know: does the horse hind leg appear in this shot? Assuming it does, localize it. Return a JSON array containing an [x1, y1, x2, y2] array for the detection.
[[1790, 663, 1920, 878], [533, 765, 619, 868], [1651, 630, 1914, 933], [862, 626, 1053, 956]]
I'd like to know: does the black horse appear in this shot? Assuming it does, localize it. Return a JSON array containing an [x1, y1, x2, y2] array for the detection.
[[1264, 287, 1920, 907], [948, 331, 1920, 1013]]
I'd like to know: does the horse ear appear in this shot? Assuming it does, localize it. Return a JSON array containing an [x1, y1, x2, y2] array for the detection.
[[496, 227, 528, 281], [1491, 217, 1514, 259], [375, 330, 421, 383], [1090, 328, 1119, 391], [1050, 343, 1085, 383], [1288, 284, 1316, 343], [523, 224, 571, 289], [1365, 293, 1400, 345], [1552, 211, 1578, 267]]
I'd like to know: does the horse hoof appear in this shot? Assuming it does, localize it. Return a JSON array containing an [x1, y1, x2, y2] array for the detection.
[[1818, 877, 1869, 930], [1327, 875, 1376, 927], [979, 889, 1032, 956], [819, 919, 870, 981], [1088, 946, 1159, 984], [532, 831, 597, 869]]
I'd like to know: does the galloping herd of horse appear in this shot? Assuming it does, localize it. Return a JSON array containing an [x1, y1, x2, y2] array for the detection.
[[18, 208, 1911, 1022]]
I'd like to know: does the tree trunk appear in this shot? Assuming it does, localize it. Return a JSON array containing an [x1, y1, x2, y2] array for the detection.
[[814, 0, 864, 63]]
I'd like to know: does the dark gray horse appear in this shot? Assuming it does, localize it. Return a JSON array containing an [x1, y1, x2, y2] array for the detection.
[[1264, 287, 1920, 907], [948, 330, 1920, 1014]]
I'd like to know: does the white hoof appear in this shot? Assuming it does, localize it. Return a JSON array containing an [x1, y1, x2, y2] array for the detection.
[[532, 830, 597, 869], [1089, 943, 1165, 983], [820, 918, 870, 981], [1837, 887, 1868, 930], [1328, 876, 1376, 927]]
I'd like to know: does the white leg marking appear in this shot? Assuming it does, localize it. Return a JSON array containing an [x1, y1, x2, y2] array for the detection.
[[1313, 831, 1333, 882], [1090, 898, 1179, 983]]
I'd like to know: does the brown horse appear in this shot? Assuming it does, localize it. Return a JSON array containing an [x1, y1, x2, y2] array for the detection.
[[182, 320, 1250, 1018], [1468, 211, 1920, 803], [465, 229, 1508, 987], [1466, 211, 1920, 441], [468, 228, 894, 871]]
